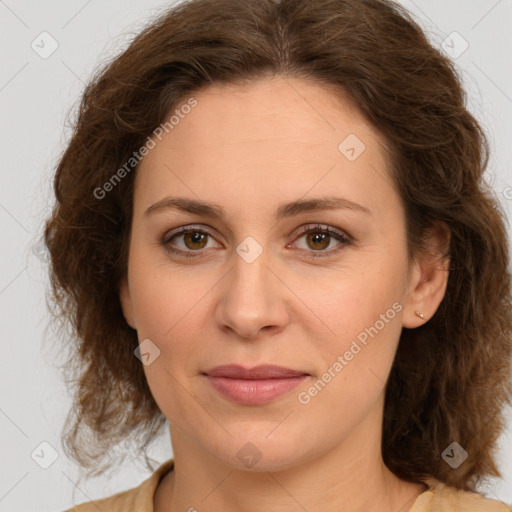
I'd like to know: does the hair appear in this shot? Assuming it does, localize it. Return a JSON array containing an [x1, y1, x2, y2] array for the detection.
[[44, 0, 512, 491]]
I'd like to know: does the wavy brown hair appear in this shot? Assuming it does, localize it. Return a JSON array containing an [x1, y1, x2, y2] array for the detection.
[[44, 0, 512, 491]]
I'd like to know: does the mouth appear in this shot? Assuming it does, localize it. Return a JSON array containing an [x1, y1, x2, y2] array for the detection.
[[202, 364, 310, 405]]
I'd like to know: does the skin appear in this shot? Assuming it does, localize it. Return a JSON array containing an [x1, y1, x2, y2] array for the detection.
[[119, 76, 450, 512]]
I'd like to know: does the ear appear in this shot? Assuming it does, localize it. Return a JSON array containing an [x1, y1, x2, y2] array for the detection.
[[119, 276, 137, 330], [402, 221, 450, 328]]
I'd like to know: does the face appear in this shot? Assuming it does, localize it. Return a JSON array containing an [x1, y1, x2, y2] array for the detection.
[[120, 76, 434, 472]]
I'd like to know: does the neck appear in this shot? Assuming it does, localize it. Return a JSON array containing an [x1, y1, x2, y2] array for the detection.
[[154, 402, 426, 512]]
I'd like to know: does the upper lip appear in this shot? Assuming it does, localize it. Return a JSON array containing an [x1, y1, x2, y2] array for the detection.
[[204, 364, 308, 379]]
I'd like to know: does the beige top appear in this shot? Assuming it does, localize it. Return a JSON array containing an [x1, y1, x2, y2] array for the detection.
[[66, 459, 511, 512]]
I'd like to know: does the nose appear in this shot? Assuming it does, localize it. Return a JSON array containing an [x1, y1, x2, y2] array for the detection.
[[215, 246, 290, 340]]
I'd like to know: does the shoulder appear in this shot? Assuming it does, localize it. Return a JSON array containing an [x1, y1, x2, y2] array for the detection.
[[63, 459, 175, 512], [411, 478, 511, 512]]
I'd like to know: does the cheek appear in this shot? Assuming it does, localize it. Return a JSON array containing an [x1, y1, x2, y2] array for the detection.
[[127, 250, 216, 382], [309, 259, 406, 345], [301, 252, 407, 401], [298, 280, 404, 427], [127, 256, 206, 419], [315, 294, 403, 391], [128, 242, 206, 336]]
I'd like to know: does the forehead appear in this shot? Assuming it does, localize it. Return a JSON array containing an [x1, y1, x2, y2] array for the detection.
[[168, 77, 378, 152], [134, 77, 399, 222]]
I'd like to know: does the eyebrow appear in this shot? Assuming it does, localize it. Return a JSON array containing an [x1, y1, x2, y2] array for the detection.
[[144, 195, 372, 220]]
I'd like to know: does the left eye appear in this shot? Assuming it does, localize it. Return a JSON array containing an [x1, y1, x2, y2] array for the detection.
[[289, 225, 352, 258], [294, 228, 346, 252]]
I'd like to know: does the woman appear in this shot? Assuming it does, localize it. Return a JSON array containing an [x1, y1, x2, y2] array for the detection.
[[44, 0, 512, 510]]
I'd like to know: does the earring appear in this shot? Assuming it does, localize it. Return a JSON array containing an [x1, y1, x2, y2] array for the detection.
[[415, 310, 424, 319]]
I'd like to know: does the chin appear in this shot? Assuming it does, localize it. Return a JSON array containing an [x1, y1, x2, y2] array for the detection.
[[207, 433, 309, 473]]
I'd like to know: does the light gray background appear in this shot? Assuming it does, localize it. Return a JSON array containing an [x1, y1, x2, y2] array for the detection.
[[1, 1, 511, 510]]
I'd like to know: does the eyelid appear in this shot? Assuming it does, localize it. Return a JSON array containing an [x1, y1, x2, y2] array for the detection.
[[162, 224, 218, 243], [288, 223, 352, 258], [162, 224, 223, 254], [292, 223, 352, 242], [163, 223, 351, 242], [162, 223, 352, 258]]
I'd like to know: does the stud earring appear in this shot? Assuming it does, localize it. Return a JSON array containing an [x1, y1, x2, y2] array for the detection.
[[415, 310, 424, 319]]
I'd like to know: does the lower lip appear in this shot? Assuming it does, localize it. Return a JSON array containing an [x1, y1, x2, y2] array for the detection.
[[206, 375, 309, 405]]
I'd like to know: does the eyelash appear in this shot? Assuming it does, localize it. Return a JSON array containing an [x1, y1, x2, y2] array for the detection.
[[161, 224, 352, 260]]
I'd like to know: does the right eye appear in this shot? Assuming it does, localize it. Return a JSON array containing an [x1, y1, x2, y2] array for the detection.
[[162, 226, 220, 258]]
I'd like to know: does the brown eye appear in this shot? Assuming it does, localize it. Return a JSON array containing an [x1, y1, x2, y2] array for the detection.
[[162, 224, 351, 260], [162, 226, 218, 258], [182, 231, 208, 250], [292, 224, 352, 259], [305, 232, 331, 251]]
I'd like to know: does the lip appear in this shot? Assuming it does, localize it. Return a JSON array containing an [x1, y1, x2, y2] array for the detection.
[[204, 364, 308, 379], [203, 365, 309, 405]]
